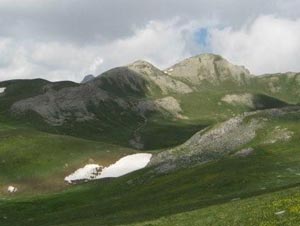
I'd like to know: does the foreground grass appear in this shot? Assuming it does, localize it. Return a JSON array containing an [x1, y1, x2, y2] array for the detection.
[[0, 110, 300, 225], [1, 128, 300, 226], [127, 185, 300, 226]]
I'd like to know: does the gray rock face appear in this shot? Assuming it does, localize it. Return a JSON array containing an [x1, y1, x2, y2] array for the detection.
[[150, 112, 263, 171], [166, 54, 252, 86], [149, 107, 300, 172], [10, 82, 186, 126], [127, 60, 193, 94], [154, 96, 186, 119], [234, 147, 255, 157], [221, 93, 255, 108], [11, 83, 112, 125]]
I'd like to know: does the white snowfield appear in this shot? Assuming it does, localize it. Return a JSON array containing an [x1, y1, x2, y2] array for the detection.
[[65, 153, 152, 184], [0, 87, 6, 94]]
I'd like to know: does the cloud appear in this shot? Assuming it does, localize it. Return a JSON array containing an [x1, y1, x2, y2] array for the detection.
[[1, 1, 300, 82], [95, 19, 202, 71], [0, 0, 298, 45], [89, 57, 104, 74], [0, 19, 203, 82], [209, 15, 300, 74]]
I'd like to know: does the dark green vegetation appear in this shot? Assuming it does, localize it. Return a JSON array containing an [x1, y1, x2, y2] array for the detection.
[[0, 54, 300, 225], [130, 186, 300, 226]]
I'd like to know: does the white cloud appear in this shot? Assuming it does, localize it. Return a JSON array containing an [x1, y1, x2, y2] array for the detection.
[[89, 57, 104, 74], [209, 15, 300, 75], [95, 19, 202, 72], [4, 15, 300, 82], [0, 19, 203, 82]]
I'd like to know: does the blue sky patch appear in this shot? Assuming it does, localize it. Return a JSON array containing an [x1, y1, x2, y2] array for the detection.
[[195, 28, 209, 46]]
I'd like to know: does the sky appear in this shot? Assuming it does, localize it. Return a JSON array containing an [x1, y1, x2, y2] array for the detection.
[[0, 0, 300, 82]]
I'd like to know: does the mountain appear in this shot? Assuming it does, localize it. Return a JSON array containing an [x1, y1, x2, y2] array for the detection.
[[165, 54, 252, 86], [0, 54, 292, 148], [1, 53, 300, 226], [81, 74, 95, 83]]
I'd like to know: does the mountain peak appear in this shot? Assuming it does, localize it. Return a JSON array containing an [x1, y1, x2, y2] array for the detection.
[[126, 60, 162, 76], [165, 53, 252, 85], [81, 74, 95, 83], [127, 60, 156, 69], [191, 53, 224, 60]]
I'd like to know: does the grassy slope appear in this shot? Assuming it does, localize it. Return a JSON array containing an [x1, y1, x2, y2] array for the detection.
[[137, 115, 208, 150], [128, 185, 300, 226], [0, 122, 136, 195], [0, 111, 300, 226], [254, 73, 300, 104]]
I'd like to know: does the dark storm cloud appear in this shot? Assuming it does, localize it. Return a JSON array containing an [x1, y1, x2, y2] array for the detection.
[[0, 0, 298, 44]]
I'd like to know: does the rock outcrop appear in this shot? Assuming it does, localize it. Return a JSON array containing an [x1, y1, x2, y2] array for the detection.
[[127, 60, 193, 94], [149, 107, 300, 172]]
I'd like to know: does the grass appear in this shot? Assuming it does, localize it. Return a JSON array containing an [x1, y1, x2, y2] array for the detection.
[[0, 122, 136, 195], [127, 185, 300, 226], [0, 112, 300, 225], [0, 116, 207, 194], [254, 73, 300, 104], [138, 115, 208, 150]]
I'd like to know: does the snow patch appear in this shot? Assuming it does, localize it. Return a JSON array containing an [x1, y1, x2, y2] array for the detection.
[[99, 153, 152, 178], [0, 87, 6, 94], [7, 186, 17, 193], [65, 164, 103, 183], [164, 68, 174, 74], [275, 210, 286, 215], [65, 153, 152, 184]]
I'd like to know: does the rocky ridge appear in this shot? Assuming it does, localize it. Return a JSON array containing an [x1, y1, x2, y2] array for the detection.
[[149, 107, 299, 172]]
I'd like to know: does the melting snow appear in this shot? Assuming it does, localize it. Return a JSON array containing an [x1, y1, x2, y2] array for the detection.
[[164, 68, 174, 74], [0, 87, 6, 94], [65, 164, 103, 183], [65, 153, 152, 184], [98, 153, 152, 178], [7, 186, 17, 193]]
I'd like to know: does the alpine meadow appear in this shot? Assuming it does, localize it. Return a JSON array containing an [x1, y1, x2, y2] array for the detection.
[[1, 1, 300, 225]]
